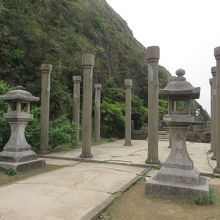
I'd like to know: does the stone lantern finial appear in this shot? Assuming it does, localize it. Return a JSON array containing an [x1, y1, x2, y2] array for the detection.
[[176, 68, 185, 77]]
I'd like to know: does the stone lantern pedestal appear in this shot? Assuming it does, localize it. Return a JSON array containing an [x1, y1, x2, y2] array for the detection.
[[145, 69, 209, 199], [0, 86, 45, 171]]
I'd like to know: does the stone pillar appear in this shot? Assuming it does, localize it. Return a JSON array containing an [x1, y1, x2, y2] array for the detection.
[[211, 67, 217, 160], [73, 76, 81, 147], [145, 46, 160, 164], [209, 78, 213, 152], [214, 47, 220, 173], [168, 97, 173, 149], [94, 84, 102, 142], [124, 79, 132, 146], [40, 64, 52, 154], [80, 54, 94, 158]]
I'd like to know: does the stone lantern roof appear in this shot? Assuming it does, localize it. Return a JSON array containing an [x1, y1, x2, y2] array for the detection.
[[0, 86, 39, 102], [159, 69, 200, 99]]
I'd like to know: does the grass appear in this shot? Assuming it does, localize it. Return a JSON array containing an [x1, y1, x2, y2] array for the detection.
[[194, 189, 215, 205], [0, 165, 64, 187], [97, 178, 220, 220], [48, 137, 113, 153]]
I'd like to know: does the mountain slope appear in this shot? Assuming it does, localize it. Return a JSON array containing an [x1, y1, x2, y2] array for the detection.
[[2, 0, 208, 121]]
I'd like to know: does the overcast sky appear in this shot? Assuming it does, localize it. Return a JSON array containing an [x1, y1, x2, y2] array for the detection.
[[106, 0, 220, 114]]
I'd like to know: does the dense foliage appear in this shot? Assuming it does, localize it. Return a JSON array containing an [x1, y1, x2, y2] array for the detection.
[[101, 80, 148, 137], [0, 0, 210, 147], [25, 107, 77, 152], [0, 81, 11, 151], [0, 0, 170, 117]]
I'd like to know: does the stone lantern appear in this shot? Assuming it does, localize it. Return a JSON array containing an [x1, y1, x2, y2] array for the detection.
[[145, 69, 209, 199], [0, 86, 45, 171]]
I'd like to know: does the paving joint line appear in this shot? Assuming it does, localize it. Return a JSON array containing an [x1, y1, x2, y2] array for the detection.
[[79, 167, 151, 220]]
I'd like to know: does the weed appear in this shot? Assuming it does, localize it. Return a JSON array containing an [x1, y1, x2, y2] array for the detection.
[[0, 167, 17, 176], [5, 168, 17, 176], [194, 189, 215, 205], [153, 165, 161, 170]]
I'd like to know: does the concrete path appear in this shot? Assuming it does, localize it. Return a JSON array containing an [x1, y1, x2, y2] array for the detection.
[[0, 140, 215, 220], [0, 160, 147, 220], [46, 140, 214, 175]]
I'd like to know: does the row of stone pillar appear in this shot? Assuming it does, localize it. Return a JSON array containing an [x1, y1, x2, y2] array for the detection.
[[39, 46, 220, 170], [76, 46, 159, 162], [73, 76, 102, 148], [39, 54, 102, 157], [39, 54, 134, 158]]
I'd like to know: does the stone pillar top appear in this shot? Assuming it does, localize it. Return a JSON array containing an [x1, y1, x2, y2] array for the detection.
[[82, 54, 95, 66], [214, 46, 220, 60], [124, 79, 132, 88], [40, 64, 53, 73], [73, 75, 82, 83], [94, 84, 102, 89], [211, 66, 216, 77], [146, 46, 160, 62], [209, 78, 213, 86]]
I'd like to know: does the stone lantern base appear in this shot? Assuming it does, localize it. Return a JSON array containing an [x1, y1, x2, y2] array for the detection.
[[145, 167, 209, 199], [146, 123, 209, 199], [0, 143, 46, 171], [0, 158, 45, 172], [0, 146, 45, 172]]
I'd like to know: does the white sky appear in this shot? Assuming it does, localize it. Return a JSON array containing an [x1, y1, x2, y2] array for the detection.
[[106, 0, 220, 114]]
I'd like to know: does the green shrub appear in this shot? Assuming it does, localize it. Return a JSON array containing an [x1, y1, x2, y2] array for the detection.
[[0, 81, 11, 151], [26, 107, 77, 152], [25, 107, 41, 151], [101, 80, 148, 137], [49, 115, 77, 149], [101, 100, 125, 138], [0, 118, 10, 151], [132, 95, 148, 129], [159, 99, 168, 119]]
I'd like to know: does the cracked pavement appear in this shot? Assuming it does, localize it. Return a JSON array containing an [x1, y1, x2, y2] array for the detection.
[[47, 139, 214, 175], [0, 140, 214, 220], [0, 161, 146, 220]]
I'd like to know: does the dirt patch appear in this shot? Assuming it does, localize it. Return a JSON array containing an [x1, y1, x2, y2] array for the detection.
[[98, 178, 220, 220]]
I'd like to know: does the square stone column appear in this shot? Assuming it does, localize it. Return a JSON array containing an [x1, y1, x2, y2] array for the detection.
[[94, 84, 102, 142], [145, 46, 160, 164], [80, 54, 94, 158], [124, 79, 132, 146], [210, 67, 216, 160], [209, 78, 213, 152], [214, 47, 220, 174], [73, 76, 81, 147], [40, 64, 52, 154]]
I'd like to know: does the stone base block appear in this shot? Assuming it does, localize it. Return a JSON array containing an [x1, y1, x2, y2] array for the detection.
[[145, 158, 161, 165], [38, 149, 50, 155], [124, 142, 132, 146], [0, 150, 37, 163], [145, 176, 209, 199], [0, 158, 46, 172], [80, 153, 93, 158]]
